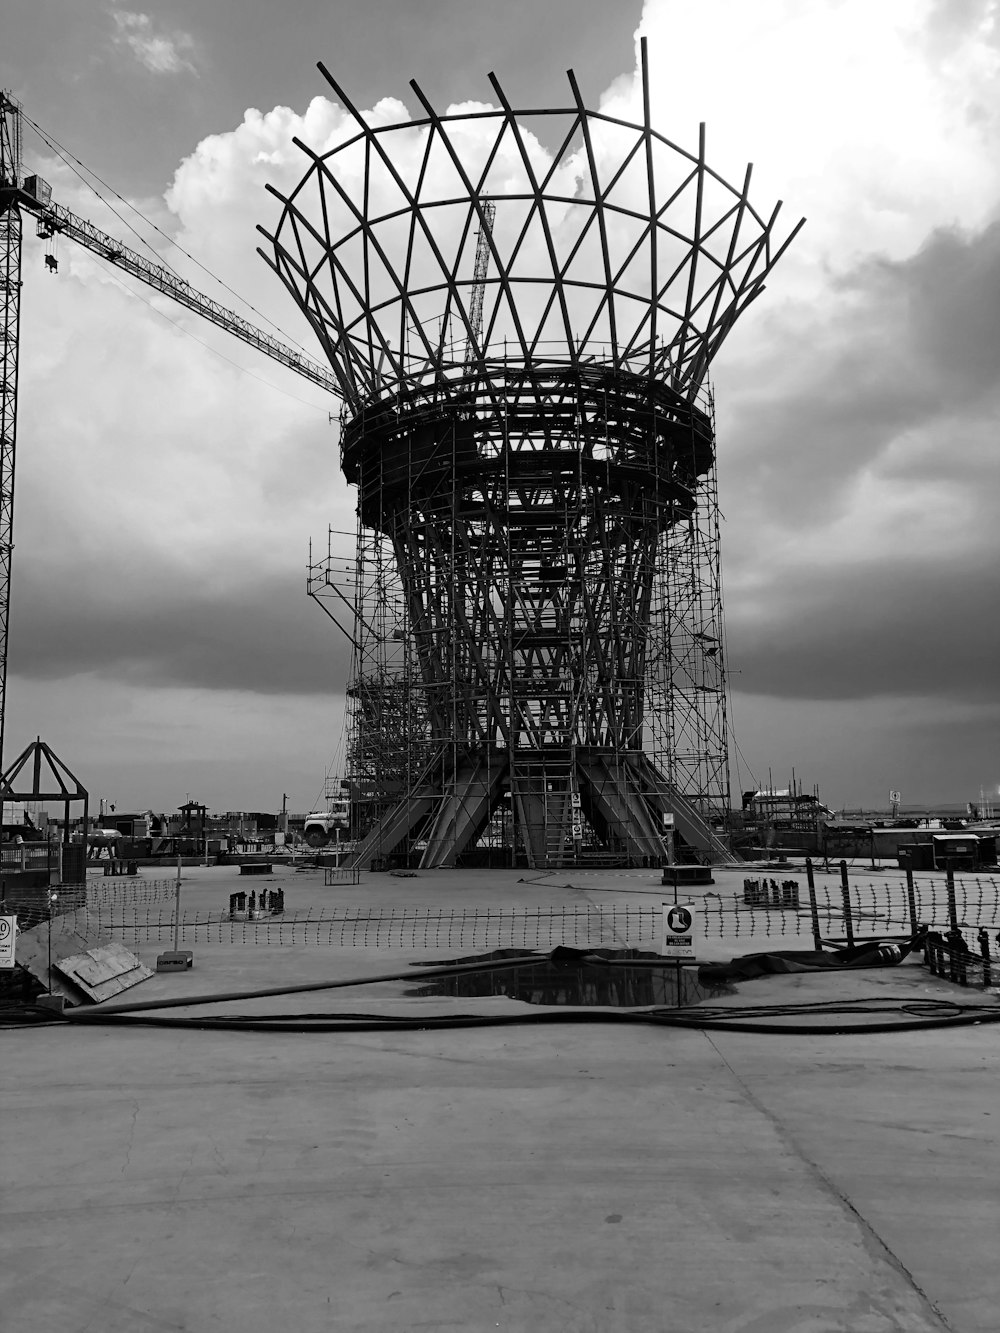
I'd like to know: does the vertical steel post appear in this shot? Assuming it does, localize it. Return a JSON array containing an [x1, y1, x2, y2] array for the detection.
[[173, 853, 182, 954], [805, 857, 822, 949], [949, 935, 965, 986], [839, 859, 854, 947], [946, 867, 958, 932], [977, 928, 991, 990], [905, 868, 917, 936], [808, 887, 822, 951]]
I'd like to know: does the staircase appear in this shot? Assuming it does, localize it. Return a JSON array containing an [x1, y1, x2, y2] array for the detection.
[[635, 755, 741, 865], [510, 752, 579, 870]]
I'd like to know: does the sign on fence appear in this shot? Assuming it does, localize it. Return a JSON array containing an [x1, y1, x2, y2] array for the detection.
[[0, 915, 17, 968], [660, 902, 698, 958]]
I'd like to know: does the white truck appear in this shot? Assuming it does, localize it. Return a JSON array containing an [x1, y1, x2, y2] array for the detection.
[[303, 796, 350, 847]]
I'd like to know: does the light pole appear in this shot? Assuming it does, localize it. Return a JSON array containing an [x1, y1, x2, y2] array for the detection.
[[46, 888, 58, 989]]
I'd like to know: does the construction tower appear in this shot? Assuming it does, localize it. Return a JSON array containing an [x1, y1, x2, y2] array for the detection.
[[263, 42, 802, 869]]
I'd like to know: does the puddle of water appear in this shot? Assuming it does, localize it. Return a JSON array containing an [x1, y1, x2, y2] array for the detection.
[[408, 949, 734, 1007]]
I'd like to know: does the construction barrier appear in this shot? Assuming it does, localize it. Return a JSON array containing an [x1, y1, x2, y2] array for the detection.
[[31, 874, 1000, 953]]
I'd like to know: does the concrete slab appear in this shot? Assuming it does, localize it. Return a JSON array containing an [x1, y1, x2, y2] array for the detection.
[[708, 1023, 999, 1333], [3, 867, 997, 1331], [3, 1018, 969, 1333]]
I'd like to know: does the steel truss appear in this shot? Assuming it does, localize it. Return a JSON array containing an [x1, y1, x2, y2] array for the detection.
[[267, 40, 802, 868], [0, 99, 23, 774]]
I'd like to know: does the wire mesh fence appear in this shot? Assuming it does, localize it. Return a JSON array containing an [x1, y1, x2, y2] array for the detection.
[[1, 876, 179, 931], [29, 875, 1000, 952], [85, 877, 177, 908]]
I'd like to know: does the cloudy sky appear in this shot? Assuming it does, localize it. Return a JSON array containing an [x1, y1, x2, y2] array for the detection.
[[3, 0, 998, 815]]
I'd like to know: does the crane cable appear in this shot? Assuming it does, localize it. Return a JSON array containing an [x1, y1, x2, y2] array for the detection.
[[22, 114, 185, 278], [21, 111, 318, 363], [96, 263, 334, 413]]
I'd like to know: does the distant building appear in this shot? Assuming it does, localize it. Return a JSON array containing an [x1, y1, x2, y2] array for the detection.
[[738, 787, 835, 854], [742, 788, 834, 828]]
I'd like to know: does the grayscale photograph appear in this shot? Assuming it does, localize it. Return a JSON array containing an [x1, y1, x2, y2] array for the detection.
[[1, 2, 997, 1329]]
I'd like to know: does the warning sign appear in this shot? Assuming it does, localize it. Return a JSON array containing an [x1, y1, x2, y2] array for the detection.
[[660, 902, 698, 958], [0, 916, 17, 969]]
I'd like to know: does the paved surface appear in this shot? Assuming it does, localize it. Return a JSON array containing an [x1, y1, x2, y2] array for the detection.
[[3, 864, 998, 1331]]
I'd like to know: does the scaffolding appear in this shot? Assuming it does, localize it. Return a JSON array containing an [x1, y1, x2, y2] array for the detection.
[[266, 41, 801, 870], [308, 371, 729, 869], [651, 389, 731, 827]]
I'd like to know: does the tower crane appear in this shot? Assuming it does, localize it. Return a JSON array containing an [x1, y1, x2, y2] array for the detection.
[[0, 90, 340, 773], [463, 199, 495, 367]]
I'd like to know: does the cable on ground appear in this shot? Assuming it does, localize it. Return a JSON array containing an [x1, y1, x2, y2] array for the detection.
[[2, 947, 997, 1036]]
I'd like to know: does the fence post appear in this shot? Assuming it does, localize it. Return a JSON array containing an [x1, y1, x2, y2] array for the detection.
[[807, 880, 822, 951], [839, 860, 854, 947], [957, 941, 968, 987], [977, 928, 992, 990], [905, 869, 918, 936], [946, 869, 958, 933], [946, 928, 966, 986]]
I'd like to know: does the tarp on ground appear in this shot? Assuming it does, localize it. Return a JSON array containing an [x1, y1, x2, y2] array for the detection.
[[698, 935, 921, 985]]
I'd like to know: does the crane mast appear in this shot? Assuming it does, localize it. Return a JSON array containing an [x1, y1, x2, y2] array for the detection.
[[464, 200, 495, 367], [0, 90, 339, 774], [0, 96, 25, 777]]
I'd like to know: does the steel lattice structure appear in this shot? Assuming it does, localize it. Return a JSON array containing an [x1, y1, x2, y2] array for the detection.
[[0, 98, 24, 776], [267, 42, 802, 869]]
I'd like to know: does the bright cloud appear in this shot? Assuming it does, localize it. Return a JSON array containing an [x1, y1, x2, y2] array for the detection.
[[618, 2, 1000, 681], [624, 0, 1000, 288], [110, 9, 198, 76]]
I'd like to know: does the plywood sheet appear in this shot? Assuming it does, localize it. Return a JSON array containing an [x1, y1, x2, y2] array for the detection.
[[54, 942, 153, 1003]]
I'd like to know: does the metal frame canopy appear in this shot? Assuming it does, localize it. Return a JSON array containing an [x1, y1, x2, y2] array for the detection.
[[262, 42, 803, 871], [258, 40, 802, 408], [0, 736, 88, 843]]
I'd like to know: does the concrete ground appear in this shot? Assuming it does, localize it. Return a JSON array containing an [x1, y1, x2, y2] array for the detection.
[[3, 862, 998, 1332]]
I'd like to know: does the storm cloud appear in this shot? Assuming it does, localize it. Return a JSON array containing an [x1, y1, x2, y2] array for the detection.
[[11, 568, 352, 694], [718, 215, 1000, 713]]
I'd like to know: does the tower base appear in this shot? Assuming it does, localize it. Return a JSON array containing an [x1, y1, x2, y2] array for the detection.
[[349, 747, 737, 871]]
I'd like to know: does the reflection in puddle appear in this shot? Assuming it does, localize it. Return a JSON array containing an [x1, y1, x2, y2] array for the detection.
[[408, 949, 734, 1007]]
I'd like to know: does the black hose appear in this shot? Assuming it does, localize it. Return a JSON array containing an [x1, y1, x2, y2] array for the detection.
[[5, 993, 998, 1036], [19, 1005, 1000, 1035], [4, 944, 997, 1037], [62, 951, 549, 1019]]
